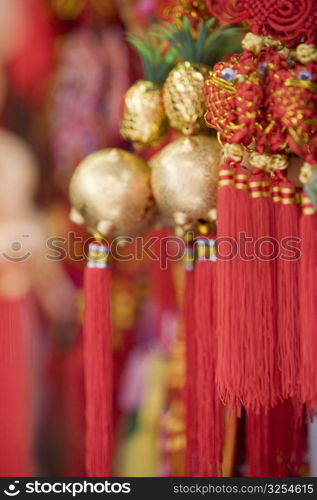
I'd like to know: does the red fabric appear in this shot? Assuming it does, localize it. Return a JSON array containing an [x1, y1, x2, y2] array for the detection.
[[0, 296, 33, 476], [247, 399, 304, 476], [8, 0, 54, 102], [62, 333, 86, 476]]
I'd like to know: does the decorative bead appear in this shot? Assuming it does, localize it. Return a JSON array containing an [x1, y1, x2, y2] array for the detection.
[[294, 44, 317, 64]]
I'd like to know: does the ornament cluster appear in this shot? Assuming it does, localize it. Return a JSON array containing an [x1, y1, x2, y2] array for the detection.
[[69, 15, 240, 236]]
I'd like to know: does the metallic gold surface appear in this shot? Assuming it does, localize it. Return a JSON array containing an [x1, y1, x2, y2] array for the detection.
[[150, 135, 220, 233], [163, 62, 210, 135], [120, 80, 168, 149], [69, 149, 156, 238]]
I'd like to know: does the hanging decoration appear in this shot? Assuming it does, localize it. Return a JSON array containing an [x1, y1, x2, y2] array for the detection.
[[120, 32, 176, 149], [152, 18, 240, 135], [69, 149, 156, 239], [194, 224, 224, 476], [203, 0, 317, 415], [65, 0, 317, 477], [69, 149, 155, 475], [204, 40, 279, 412], [83, 237, 112, 476]]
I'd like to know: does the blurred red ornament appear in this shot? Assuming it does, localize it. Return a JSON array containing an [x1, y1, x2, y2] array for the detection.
[[159, 0, 210, 26], [49, 27, 133, 184], [7, 0, 55, 102], [266, 61, 317, 163]]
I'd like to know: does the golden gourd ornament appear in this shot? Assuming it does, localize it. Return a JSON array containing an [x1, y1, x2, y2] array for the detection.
[[152, 17, 241, 135], [150, 135, 220, 234], [120, 32, 176, 149], [69, 148, 156, 238]]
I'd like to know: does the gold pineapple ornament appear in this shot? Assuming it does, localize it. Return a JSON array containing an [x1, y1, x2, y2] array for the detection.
[[164, 60, 209, 135], [120, 33, 176, 149], [152, 18, 241, 135]]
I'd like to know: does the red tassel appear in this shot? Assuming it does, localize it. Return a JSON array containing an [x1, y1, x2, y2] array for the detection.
[[245, 168, 277, 411], [215, 157, 241, 411], [220, 164, 252, 413], [84, 240, 112, 476], [273, 173, 300, 399], [183, 237, 198, 476], [299, 194, 317, 409], [216, 159, 277, 412], [0, 296, 33, 476], [195, 233, 224, 476]]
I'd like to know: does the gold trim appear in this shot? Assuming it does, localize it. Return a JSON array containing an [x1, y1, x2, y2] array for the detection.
[[220, 170, 235, 176], [303, 207, 316, 215], [285, 78, 317, 94], [235, 174, 248, 180], [280, 198, 295, 205], [279, 187, 295, 194], [207, 74, 237, 94], [219, 180, 234, 187]]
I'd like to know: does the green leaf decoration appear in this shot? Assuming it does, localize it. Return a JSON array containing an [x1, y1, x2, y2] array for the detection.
[[126, 31, 177, 83], [151, 17, 242, 65]]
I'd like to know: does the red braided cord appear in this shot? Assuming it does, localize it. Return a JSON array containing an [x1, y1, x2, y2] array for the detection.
[[206, 0, 317, 47], [204, 51, 263, 145], [266, 61, 317, 162]]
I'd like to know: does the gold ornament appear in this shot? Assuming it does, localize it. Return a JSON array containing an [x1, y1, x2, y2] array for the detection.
[[241, 32, 264, 55], [69, 149, 156, 238], [150, 135, 220, 234], [222, 143, 244, 163], [152, 17, 241, 135], [292, 44, 317, 64], [299, 162, 317, 184], [163, 61, 209, 135], [242, 32, 286, 55], [120, 81, 168, 149], [249, 152, 288, 174]]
